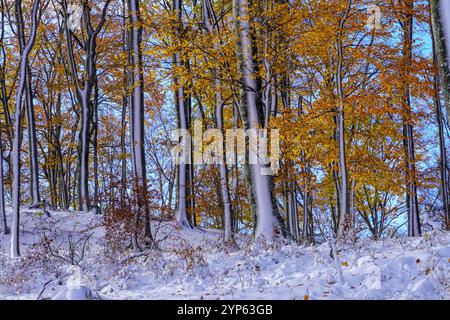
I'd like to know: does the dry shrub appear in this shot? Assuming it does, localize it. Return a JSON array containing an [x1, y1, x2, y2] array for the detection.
[[171, 239, 207, 274], [0, 239, 64, 295], [104, 203, 154, 258], [104, 205, 136, 258], [42, 230, 95, 266], [104, 177, 158, 259]]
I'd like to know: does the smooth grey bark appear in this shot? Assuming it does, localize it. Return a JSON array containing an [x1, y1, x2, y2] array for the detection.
[[202, 0, 234, 243], [231, 105, 240, 233], [129, 0, 153, 249], [401, 2, 421, 237], [283, 181, 289, 234], [327, 59, 341, 233], [232, 0, 257, 232], [215, 91, 233, 242], [120, 0, 128, 204], [299, 97, 313, 244], [301, 176, 313, 244], [430, 14, 450, 230], [261, 1, 273, 129], [234, 0, 276, 241], [62, 0, 110, 212], [333, 4, 352, 241], [430, 0, 450, 124], [0, 0, 8, 235], [11, 0, 40, 258], [336, 35, 350, 239], [173, 0, 192, 228], [25, 66, 40, 207], [0, 133, 7, 235], [286, 181, 299, 240], [93, 79, 99, 205], [186, 93, 196, 226], [15, 0, 41, 208]]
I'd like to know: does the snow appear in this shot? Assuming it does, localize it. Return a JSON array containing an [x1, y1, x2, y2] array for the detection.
[[0, 209, 449, 300], [53, 286, 93, 300]]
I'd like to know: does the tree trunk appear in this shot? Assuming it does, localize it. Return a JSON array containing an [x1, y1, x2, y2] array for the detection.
[[430, 10, 450, 230], [0, 134, 7, 235], [173, 0, 192, 228], [92, 78, 99, 206], [62, 0, 110, 212], [11, 0, 40, 258], [0, 0, 9, 235], [430, 0, 450, 123], [402, 0, 421, 237], [202, 0, 234, 242], [78, 89, 90, 211], [129, 0, 153, 249], [234, 0, 276, 242], [336, 35, 351, 240], [120, 0, 128, 204], [287, 181, 299, 241], [16, 0, 41, 208], [25, 66, 40, 207]]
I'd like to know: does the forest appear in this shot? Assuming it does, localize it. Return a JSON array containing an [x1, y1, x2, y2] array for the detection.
[[0, 0, 449, 300]]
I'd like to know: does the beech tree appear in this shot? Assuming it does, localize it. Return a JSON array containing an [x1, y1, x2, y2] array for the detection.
[[430, 0, 450, 230], [234, 0, 277, 241], [430, 0, 450, 122], [399, 0, 421, 237], [11, 0, 41, 258], [171, 0, 194, 229], [0, 0, 9, 236], [128, 0, 153, 249], [61, 0, 111, 212], [202, 0, 234, 243]]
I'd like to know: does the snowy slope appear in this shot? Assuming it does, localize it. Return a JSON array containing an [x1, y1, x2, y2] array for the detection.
[[0, 209, 449, 300]]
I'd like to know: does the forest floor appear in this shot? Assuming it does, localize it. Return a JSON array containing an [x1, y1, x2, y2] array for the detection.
[[0, 208, 449, 300]]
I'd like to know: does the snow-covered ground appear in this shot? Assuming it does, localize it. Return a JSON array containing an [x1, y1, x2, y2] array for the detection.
[[0, 209, 449, 300]]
